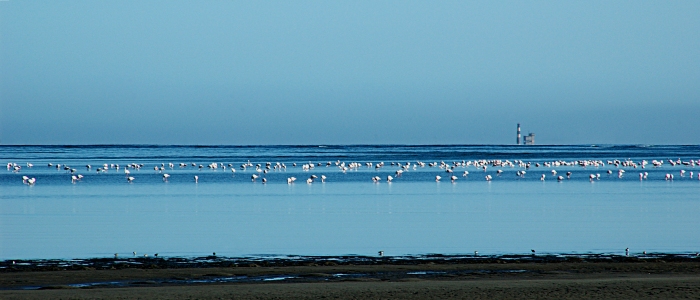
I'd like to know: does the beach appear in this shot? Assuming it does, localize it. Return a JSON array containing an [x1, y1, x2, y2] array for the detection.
[[3, 145, 700, 299], [2, 255, 700, 299]]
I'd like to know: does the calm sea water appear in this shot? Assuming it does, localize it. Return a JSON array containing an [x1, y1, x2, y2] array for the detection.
[[1, 145, 699, 260]]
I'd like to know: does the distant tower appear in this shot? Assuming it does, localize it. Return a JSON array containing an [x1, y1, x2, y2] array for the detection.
[[516, 123, 521, 145]]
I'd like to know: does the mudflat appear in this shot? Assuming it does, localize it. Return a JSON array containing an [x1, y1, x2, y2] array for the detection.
[[2, 255, 700, 299]]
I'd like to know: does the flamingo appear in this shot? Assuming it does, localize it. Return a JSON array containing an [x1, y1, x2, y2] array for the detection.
[[162, 174, 170, 181], [194, 175, 198, 183], [540, 174, 545, 181], [251, 174, 259, 182], [321, 175, 326, 182], [387, 175, 393, 183], [435, 175, 441, 182], [27, 178, 36, 185], [485, 175, 492, 181], [127, 177, 135, 183], [450, 175, 457, 182]]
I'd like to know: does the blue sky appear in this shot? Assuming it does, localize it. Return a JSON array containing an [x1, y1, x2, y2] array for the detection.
[[1, 1, 698, 145]]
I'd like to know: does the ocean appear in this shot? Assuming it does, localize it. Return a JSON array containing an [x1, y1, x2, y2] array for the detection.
[[1, 145, 699, 260]]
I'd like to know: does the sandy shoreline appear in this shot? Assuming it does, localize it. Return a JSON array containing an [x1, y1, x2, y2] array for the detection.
[[2, 255, 700, 299]]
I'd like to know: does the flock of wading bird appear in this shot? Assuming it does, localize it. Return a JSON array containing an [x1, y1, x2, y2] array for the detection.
[[7, 158, 700, 186]]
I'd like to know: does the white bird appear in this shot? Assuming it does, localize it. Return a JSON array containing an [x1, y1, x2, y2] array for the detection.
[[462, 171, 469, 177], [557, 175, 564, 181], [387, 175, 393, 182], [251, 174, 259, 182], [162, 174, 170, 181], [485, 175, 492, 181], [127, 176, 135, 183], [22, 175, 29, 183], [194, 175, 199, 183], [27, 178, 36, 185], [551, 170, 557, 175], [540, 174, 545, 181], [435, 175, 441, 182], [306, 178, 313, 184], [450, 175, 457, 182], [71, 175, 78, 183], [321, 175, 326, 182]]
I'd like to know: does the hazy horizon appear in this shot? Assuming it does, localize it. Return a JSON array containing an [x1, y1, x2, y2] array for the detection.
[[2, 1, 698, 145]]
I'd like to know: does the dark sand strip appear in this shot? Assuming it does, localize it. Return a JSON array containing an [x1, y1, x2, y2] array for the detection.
[[2, 257, 700, 299], [2, 275, 700, 299]]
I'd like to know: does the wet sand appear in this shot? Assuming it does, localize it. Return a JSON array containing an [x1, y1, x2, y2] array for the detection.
[[2, 255, 700, 299]]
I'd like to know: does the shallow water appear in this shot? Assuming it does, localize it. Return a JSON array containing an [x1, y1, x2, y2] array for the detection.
[[1, 145, 699, 259]]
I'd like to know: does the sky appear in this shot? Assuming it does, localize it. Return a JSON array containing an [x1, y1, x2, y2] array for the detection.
[[1, 1, 698, 145]]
